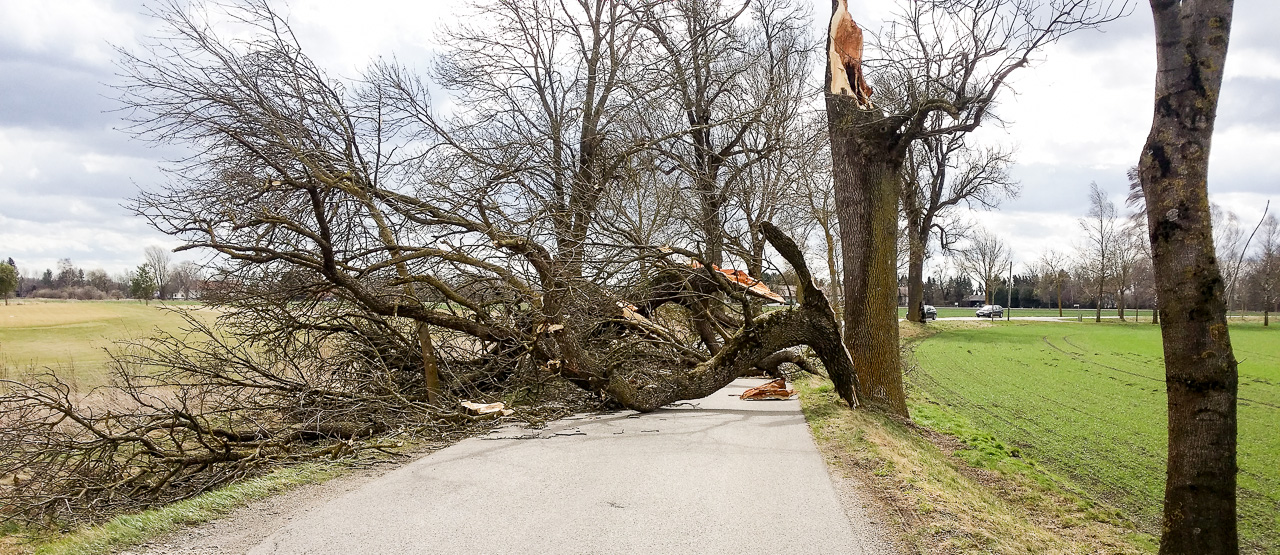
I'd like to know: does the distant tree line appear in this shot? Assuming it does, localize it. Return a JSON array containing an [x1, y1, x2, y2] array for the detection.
[[898, 177, 1277, 325], [0, 247, 204, 302]]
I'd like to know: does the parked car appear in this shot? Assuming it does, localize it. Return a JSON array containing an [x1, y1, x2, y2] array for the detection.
[[923, 304, 937, 321], [976, 304, 1003, 318]]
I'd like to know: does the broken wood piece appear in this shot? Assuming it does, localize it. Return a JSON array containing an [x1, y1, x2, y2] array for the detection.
[[461, 400, 514, 417], [689, 261, 786, 303], [617, 300, 650, 323], [739, 378, 796, 400]]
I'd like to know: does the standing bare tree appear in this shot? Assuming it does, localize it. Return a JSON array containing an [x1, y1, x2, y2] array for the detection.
[[901, 131, 1016, 322], [1078, 183, 1119, 323], [143, 245, 172, 300], [1136, 0, 1239, 551], [795, 137, 842, 322], [1113, 224, 1144, 321], [1036, 249, 1070, 316], [956, 229, 1010, 306], [823, 0, 1123, 414], [1126, 166, 1160, 324], [1253, 215, 1279, 326]]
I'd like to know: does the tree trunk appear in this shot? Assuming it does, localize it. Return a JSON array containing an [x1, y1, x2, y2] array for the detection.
[[906, 249, 925, 323], [1095, 280, 1104, 323], [1153, 298, 1161, 325], [606, 222, 858, 411], [1057, 282, 1063, 317], [417, 322, 441, 405], [1139, 1, 1238, 552], [823, 223, 842, 327], [827, 99, 908, 416], [1118, 289, 1126, 321], [903, 181, 927, 323]]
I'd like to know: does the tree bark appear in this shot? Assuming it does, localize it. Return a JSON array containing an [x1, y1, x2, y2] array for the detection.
[[1057, 281, 1063, 317], [827, 99, 908, 416], [1095, 278, 1104, 323], [1118, 289, 1126, 321], [1138, 1, 1238, 552], [417, 322, 441, 405], [903, 190, 930, 323], [823, 223, 842, 327]]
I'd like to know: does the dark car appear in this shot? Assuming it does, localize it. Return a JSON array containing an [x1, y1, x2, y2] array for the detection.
[[923, 304, 937, 321], [976, 304, 1003, 318]]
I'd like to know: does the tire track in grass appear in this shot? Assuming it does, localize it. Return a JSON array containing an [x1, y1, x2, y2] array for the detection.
[[1050, 335, 1280, 411], [912, 339, 1163, 518], [914, 331, 1168, 526]]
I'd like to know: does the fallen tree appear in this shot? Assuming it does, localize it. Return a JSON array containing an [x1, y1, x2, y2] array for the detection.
[[1, 1, 859, 524]]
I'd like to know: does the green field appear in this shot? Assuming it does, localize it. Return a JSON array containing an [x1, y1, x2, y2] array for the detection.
[[0, 300, 209, 387], [896, 305, 1164, 320], [908, 320, 1279, 553]]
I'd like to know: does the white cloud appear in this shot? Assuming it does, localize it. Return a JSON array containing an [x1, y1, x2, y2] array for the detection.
[[0, 213, 187, 275], [0, 0, 143, 66]]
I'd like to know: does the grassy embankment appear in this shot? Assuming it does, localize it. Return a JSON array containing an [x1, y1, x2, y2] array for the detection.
[[0, 463, 345, 555], [800, 374, 1152, 554], [901, 319, 1276, 553]]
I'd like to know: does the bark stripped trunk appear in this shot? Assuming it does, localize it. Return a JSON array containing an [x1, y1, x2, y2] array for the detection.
[[1138, 1, 1238, 552], [826, 0, 907, 416]]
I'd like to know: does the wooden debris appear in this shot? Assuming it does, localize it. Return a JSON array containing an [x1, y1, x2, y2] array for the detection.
[[689, 262, 786, 303], [739, 379, 796, 401], [461, 400, 514, 417]]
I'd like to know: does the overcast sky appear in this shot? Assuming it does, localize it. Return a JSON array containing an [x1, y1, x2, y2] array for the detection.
[[0, 0, 1276, 277]]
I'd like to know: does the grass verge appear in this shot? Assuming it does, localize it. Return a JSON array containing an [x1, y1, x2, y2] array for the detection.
[[908, 319, 1277, 552], [797, 374, 1154, 554], [3, 462, 345, 555]]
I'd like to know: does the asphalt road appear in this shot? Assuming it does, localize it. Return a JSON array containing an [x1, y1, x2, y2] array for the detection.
[[247, 379, 892, 554]]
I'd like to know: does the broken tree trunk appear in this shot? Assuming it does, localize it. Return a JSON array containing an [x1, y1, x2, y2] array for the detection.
[[604, 222, 858, 412], [825, 0, 908, 416]]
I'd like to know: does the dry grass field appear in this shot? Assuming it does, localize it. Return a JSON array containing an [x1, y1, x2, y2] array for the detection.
[[0, 300, 210, 388]]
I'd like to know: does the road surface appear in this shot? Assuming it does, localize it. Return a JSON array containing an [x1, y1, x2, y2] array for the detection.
[[241, 379, 892, 554]]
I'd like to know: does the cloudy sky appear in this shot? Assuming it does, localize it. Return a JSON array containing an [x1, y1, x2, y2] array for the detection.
[[0, 0, 1276, 277]]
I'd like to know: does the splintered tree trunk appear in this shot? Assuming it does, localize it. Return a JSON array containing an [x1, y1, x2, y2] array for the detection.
[[827, 101, 908, 416], [1138, 1, 1238, 553]]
